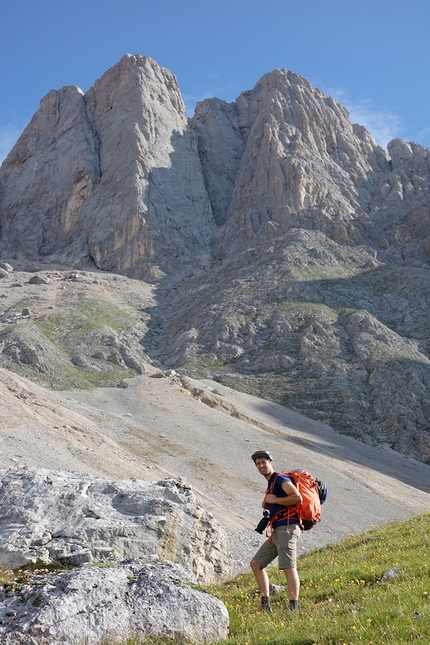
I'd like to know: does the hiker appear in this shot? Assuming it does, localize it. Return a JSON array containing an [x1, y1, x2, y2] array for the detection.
[[250, 449, 302, 612]]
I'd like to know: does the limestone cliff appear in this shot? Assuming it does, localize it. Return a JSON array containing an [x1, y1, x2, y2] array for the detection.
[[192, 69, 390, 257], [2, 55, 430, 276], [0, 55, 215, 280]]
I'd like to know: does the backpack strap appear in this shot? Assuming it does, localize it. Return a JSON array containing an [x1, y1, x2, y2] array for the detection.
[[265, 473, 301, 539]]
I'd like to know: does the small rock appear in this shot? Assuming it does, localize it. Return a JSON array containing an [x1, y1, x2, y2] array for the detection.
[[71, 356, 88, 368], [91, 351, 106, 360], [151, 360, 164, 369], [107, 352, 126, 367], [28, 275, 50, 285], [269, 583, 287, 594], [382, 567, 400, 580]]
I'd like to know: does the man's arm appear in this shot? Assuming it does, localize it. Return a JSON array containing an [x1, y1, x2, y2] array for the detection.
[[265, 480, 302, 506]]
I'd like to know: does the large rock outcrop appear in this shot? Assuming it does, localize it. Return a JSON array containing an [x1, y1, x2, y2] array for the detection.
[[0, 55, 215, 280], [364, 138, 430, 264], [191, 72, 430, 267], [0, 468, 232, 583], [192, 70, 390, 257], [0, 558, 229, 644]]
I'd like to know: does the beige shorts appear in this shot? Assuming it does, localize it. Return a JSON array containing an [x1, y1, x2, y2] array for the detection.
[[253, 524, 301, 570]]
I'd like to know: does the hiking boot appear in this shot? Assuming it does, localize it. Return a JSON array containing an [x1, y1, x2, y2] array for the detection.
[[288, 599, 299, 611], [261, 596, 271, 612]]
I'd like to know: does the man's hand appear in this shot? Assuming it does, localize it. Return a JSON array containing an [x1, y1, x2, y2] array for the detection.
[[265, 494, 277, 504]]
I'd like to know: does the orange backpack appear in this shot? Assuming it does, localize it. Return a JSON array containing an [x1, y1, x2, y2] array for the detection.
[[268, 469, 327, 532]]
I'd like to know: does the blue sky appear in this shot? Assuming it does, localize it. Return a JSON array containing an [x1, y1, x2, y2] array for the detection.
[[1, 0, 429, 162]]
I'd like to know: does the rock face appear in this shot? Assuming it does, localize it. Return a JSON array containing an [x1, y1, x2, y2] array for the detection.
[[2, 56, 429, 273], [149, 228, 430, 463], [0, 55, 215, 280], [0, 558, 229, 644], [192, 70, 389, 257], [1, 54, 430, 462], [0, 468, 231, 583], [191, 71, 430, 267]]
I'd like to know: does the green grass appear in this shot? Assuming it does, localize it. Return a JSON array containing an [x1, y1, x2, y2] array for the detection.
[[90, 513, 430, 645], [106, 514, 429, 644], [0, 296, 41, 315], [35, 291, 139, 341], [206, 513, 430, 645], [1, 514, 429, 644]]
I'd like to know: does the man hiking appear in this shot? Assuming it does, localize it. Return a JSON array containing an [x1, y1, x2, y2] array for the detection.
[[250, 449, 302, 612]]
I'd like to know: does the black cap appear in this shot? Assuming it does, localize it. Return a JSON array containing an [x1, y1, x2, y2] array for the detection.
[[251, 449, 273, 462]]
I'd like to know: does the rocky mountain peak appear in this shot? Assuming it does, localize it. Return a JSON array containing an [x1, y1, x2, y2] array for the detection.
[[2, 55, 429, 277], [0, 54, 215, 280], [204, 66, 392, 261]]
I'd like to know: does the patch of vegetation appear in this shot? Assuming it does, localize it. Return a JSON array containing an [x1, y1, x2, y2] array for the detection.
[[97, 637, 188, 645], [32, 593, 44, 607], [0, 352, 131, 391], [89, 561, 118, 569], [203, 513, 430, 645], [36, 291, 139, 340], [0, 566, 69, 591], [1, 296, 41, 316], [0, 290, 152, 390]]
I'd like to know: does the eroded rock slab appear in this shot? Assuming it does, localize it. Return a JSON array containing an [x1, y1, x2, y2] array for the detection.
[[0, 468, 232, 583]]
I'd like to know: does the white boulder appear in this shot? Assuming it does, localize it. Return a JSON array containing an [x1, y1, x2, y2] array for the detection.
[[0, 468, 232, 583]]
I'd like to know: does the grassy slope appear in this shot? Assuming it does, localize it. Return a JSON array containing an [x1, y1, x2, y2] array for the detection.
[[209, 513, 430, 645]]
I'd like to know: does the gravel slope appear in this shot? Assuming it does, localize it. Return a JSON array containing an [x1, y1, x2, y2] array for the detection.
[[1, 365, 429, 575]]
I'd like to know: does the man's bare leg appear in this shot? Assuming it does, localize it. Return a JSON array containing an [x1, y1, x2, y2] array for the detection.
[[250, 559, 269, 595], [283, 567, 300, 609], [250, 559, 271, 609]]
